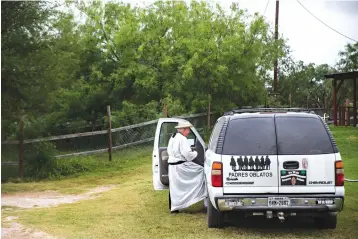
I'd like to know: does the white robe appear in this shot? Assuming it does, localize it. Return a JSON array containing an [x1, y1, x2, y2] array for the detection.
[[167, 132, 208, 212]]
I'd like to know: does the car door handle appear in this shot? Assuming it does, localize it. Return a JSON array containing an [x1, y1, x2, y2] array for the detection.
[[283, 161, 299, 169]]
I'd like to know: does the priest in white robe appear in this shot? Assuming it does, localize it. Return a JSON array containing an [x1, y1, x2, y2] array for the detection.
[[167, 121, 208, 213]]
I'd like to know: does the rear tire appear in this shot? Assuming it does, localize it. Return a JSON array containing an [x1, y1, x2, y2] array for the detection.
[[207, 198, 224, 228], [314, 214, 337, 229]]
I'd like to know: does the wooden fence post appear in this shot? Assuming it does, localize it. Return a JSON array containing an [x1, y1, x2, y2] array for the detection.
[[345, 99, 350, 127], [339, 106, 344, 126], [107, 105, 112, 162], [207, 94, 211, 128], [19, 115, 24, 180], [338, 106, 341, 125]]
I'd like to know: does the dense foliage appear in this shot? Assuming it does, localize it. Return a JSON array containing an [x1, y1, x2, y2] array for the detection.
[[1, 0, 357, 140]]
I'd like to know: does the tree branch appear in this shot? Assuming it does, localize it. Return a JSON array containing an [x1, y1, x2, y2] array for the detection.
[[99, 21, 120, 62]]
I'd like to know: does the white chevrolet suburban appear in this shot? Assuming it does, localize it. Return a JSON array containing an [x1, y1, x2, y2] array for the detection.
[[152, 112, 345, 229]]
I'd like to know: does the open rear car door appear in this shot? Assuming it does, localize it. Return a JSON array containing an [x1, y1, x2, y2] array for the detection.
[[152, 118, 206, 190]]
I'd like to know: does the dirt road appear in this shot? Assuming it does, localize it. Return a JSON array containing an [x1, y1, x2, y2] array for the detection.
[[1, 185, 116, 239]]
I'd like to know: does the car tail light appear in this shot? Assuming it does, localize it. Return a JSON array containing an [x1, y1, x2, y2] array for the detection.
[[335, 161, 344, 186], [211, 162, 223, 187]]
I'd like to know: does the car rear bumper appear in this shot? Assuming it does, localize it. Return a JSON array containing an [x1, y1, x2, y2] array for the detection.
[[216, 194, 344, 213]]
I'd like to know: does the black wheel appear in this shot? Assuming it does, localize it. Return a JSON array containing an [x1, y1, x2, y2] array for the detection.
[[207, 198, 224, 228], [314, 214, 337, 229]]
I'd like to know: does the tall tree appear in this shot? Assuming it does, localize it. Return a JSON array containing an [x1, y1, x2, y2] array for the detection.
[[276, 48, 335, 108], [2, 0, 289, 138], [334, 42, 358, 106], [1, 1, 58, 120]]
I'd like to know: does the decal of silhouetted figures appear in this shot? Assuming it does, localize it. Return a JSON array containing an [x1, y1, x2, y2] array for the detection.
[[237, 156, 244, 170], [230, 155, 272, 171], [255, 156, 260, 170], [249, 156, 254, 170], [244, 156, 248, 170], [230, 156, 236, 170], [265, 155, 271, 170], [260, 156, 265, 169]]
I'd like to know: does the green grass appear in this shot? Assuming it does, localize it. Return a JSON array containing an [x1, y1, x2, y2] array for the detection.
[[1, 146, 152, 194], [1, 127, 358, 239], [329, 126, 358, 180], [329, 126, 358, 234]]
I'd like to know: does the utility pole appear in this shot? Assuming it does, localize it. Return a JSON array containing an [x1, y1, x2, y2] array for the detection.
[[274, 0, 280, 93]]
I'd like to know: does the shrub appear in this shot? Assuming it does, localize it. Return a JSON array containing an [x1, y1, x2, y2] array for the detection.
[[25, 141, 59, 179], [24, 142, 98, 180]]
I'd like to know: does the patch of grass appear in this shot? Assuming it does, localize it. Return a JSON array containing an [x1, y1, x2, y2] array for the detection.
[[2, 128, 358, 239], [1, 146, 152, 194], [329, 126, 358, 219], [329, 126, 358, 180]]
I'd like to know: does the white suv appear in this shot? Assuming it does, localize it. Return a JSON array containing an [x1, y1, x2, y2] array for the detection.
[[152, 112, 345, 229]]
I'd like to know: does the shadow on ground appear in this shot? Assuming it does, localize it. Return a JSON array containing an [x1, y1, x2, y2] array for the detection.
[[181, 208, 327, 232]]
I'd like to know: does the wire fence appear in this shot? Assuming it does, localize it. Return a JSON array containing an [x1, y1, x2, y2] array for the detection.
[[1, 111, 220, 181], [2, 106, 356, 181]]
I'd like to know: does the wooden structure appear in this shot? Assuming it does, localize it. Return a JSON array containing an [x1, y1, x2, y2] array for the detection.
[[324, 71, 358, 127]]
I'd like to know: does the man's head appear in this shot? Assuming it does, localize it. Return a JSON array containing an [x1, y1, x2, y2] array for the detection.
[[178, 127, 190, 137], [175, 122, 193, 137]]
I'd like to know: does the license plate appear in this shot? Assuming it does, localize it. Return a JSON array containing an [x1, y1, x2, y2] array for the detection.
[[225, 199, 244, 207], [268, 197, 290, 207]]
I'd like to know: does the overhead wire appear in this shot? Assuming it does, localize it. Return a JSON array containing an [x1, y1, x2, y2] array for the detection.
[[296, 0, 358, 43], [267, 2, 358, 168], [263, 0, 270, 15]]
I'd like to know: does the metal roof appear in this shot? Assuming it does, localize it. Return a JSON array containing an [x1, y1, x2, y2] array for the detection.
[[324, 71, 358, 80]]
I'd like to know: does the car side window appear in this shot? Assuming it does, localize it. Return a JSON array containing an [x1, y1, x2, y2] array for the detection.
[[209, 118, 224, 151]]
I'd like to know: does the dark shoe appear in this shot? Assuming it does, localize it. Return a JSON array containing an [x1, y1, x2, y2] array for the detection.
[[170, 210, 179, 214]]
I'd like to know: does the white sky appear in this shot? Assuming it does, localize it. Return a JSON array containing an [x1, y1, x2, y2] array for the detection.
[[234, 0, 358, 66], [77, 0, 358, 66]]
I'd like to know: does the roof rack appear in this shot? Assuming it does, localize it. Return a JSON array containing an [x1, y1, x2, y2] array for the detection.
[[223, 107, 314, 116]]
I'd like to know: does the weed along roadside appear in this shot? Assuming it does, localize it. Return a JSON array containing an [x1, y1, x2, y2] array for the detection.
[[1, 127, 358, 239]]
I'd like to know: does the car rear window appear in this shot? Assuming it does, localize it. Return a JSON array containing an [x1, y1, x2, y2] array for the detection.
[[275, 117, 334, 155], [222, 117, 277, 155]]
